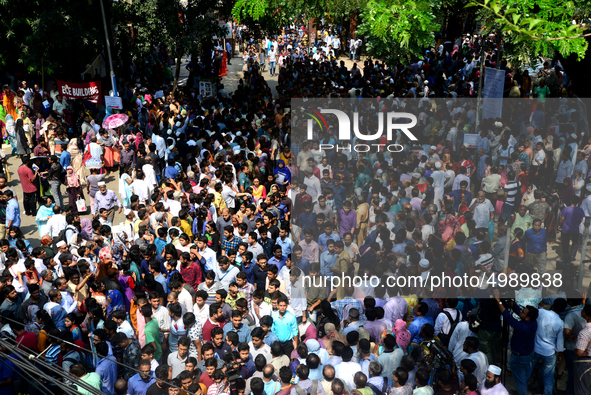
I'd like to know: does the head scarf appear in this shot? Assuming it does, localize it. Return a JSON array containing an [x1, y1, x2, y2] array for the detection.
[[321, 322, 346, 354], [273, 159, 291, 182], [67, 138, 80, 155], [99, 246, 113, 261], [135, 132, 143, 150], [66, 166, 80, 188], [393, 319, 412, 353], [559, 177, 575, 202], [5, 116, 15, 135], [25, 305, 42, 334], [80, 218, 93, 239], [107, 290, 125, 318], [545, 135, 554, 151]]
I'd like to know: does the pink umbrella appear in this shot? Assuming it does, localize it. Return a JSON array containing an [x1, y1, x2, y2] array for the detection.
[[102, 113, 129, 129]]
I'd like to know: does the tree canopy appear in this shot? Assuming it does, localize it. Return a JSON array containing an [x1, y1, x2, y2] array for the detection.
[[233, 0, 591, 63], [0, 0, 230, 86], [467, 0, 590, 61]]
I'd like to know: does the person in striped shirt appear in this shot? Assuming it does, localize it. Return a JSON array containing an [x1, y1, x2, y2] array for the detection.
[[574, 304, 591, 395], [502, 171, 521, 222], [43, 327, 62, 366]]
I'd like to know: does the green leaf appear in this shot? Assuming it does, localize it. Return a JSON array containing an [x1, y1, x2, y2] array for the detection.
[[527, 18, 543, 30]]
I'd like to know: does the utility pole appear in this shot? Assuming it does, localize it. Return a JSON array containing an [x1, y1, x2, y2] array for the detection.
[[579, 217, 591, 288], [99, 0, 118, 97], [503, 220, 513, 274], [475, 38, 486, 132], [496, 28, 501, 68]]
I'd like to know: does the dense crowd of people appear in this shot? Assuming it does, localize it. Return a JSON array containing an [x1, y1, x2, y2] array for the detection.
[[0, 22, 589, 395]]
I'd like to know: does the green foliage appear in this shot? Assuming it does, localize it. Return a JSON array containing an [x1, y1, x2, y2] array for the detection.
[[357, 0, 438, 60], [0, 0, 103, 76], [0, 0, 230, 80], [233, 0, 436, 60], [467, 0, 590, 60], [112, 0, 230, 61]]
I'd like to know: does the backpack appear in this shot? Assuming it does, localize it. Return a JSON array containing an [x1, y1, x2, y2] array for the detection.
[[460, 248, 475, 269], [367, 377, 389, 395], [63, 350, 94, 373], [438, 310, 460, 347], [52, 225, 77, 250], [293, 380, 318, 395]]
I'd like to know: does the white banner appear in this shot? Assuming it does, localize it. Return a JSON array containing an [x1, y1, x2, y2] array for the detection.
[[105, 96, 123, 110], [482, 67, 505, 120]]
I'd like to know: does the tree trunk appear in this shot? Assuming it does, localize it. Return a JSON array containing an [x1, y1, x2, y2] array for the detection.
[[172, 46, 184, 96]]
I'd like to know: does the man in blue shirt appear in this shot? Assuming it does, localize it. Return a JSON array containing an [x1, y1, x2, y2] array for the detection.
[[494, 289, 538, 395], [5, 190, 20, 228], [271, 295, 298, 356], [332, 178, 347, 211], [127, 359, 156, 395], [0, 352, 19, 395], [59, 144, 71, 170], [223, 310, 252, 343], [444, 181, 472, 212], [154, 227, 167, 256], [268, 246, 287, 270], [164, 158, 179, 179], [523, 219, 547, 274], [408, 302, 434, 343], [95, 342, 117, 395], [317, 222, 341, 252], [292, 246, 310, 276], [477, 130, 490, 153], [275, 227, 292, 257], [319, 240, 337, 278]]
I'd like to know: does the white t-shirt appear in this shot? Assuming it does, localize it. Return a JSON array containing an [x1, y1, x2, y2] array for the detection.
[[221, 185, 237, 208], [268, 49, 277, 62]]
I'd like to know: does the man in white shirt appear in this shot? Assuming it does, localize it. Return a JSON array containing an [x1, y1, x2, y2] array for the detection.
[[249, 327, 272, 362], [149, 292, 172, 342], [251, 290, 272, 327], [56, 278, 78, 314], [193, 290, 210, 330], [247, 233, 264, 258], [268, 47, 278, 77], [194, 238, 217, 273], [434, 299, 462, 337], [332, 36, 341, 57], [142, 157, 158, 190], [303, 168, 321, 204], [46, 206, 67, 238], [431, 161, 451, 210], [469, 192, 495, 229], [444, 164, 455, 192], [164, 190, 182, 217], [221, 180, 237, 209], [461, 336, 489, 383], [449, 321, 477, 368], [335, 347, 362, 391], [20, 81, 34, 106], [152, 133, 166, 159], [452, 168, 471, 191], [130, 170, 152, 205], [52, 95, 68, 118], [532, 142, 546, 168], [170, 280, 193, 313], [215, 256, 240, 290], [112, 310, 136, 338]]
